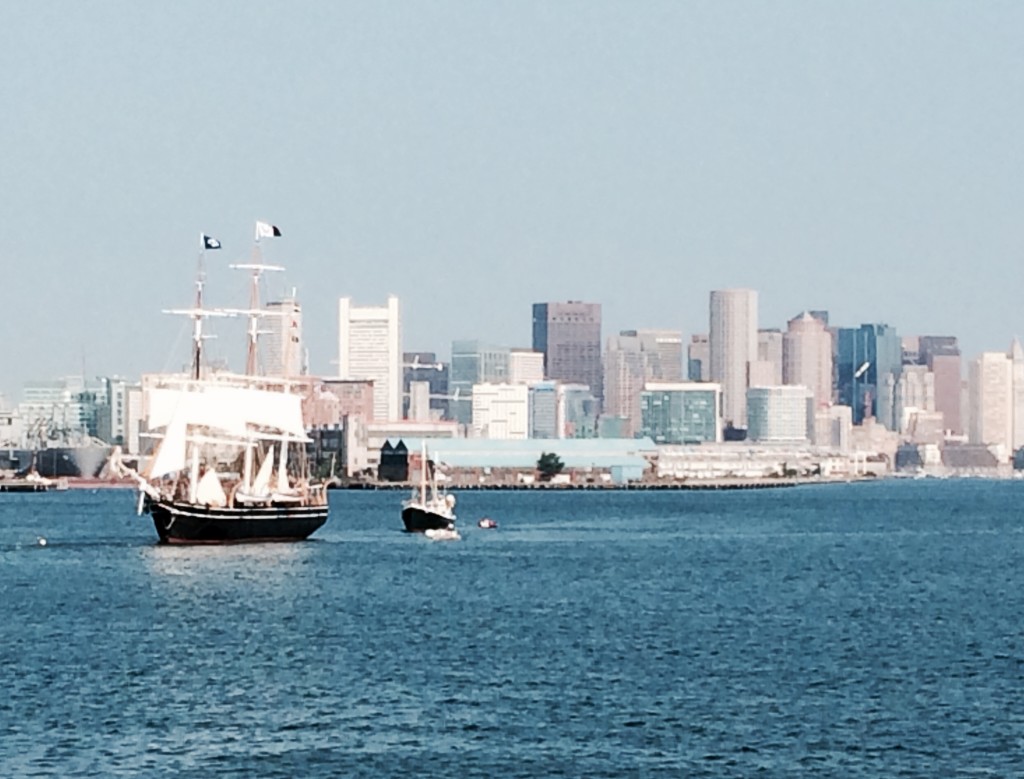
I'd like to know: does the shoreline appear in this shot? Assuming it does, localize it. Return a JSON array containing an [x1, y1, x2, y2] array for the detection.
[[331, 477, 873, 491], [58, 477, 863, 492], [64, 479, 136, 490]]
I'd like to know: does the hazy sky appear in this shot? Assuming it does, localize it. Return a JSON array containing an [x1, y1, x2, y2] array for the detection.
[[2, 1, 1023, 399]]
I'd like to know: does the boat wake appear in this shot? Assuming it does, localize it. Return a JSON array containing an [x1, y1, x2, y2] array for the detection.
[[424, 528, 461, 542]]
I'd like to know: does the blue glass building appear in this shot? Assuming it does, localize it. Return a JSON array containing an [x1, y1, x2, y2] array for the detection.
[[640, 383, 721, 444], [836, 324, 902, 426]]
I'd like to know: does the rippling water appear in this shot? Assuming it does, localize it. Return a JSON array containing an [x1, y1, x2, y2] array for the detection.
[[2, 480, 1024, 776]]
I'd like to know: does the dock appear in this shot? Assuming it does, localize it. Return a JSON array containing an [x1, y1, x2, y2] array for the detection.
[[0, 475, 68, 492]]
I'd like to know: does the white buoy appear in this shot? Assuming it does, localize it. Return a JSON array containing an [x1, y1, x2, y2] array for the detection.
[[37, 537, 47, 547]]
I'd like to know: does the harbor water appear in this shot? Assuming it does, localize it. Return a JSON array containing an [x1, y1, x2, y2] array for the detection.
[[2, 480, 1023, 776]]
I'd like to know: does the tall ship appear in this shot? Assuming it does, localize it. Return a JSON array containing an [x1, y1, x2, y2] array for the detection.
[[113, 225, 329, 544]]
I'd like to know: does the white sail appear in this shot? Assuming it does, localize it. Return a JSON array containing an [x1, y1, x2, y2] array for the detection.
[[195, 468, 227, 507], [147, 387, 247, 436], [251, 445, 275, 496], [123, 236, 331, 543], [146, 416, 188, 478], [275, 462, 291, 494], [231, 387, 307, 438], [147, 385, 306, 439]]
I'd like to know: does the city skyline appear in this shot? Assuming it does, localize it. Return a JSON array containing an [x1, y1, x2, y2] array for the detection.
[[3, 273, 1022, 404], [3, 3, 1024, 398]]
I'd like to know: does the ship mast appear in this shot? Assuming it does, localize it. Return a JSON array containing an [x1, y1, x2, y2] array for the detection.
[[229, 256, 284, 376], [163, 234, 232, 381], [228, 225, 286, 494], [421, 441, 428, 504], [191, 247, 206, 380], [229, 227, 285, 377]]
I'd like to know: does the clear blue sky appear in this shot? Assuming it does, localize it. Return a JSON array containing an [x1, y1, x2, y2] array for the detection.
[[2, 1, 1022, 399]]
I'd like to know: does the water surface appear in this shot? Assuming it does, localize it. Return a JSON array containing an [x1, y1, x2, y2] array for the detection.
[[2, 481, 1023, 776]]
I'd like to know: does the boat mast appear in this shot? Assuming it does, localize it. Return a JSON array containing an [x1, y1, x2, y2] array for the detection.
[[227, 222, 285, 376], [230, 254, 284, 377], [164, 234, 233, 381], [420, 441, 427, 503], [230, 224, 285, 491], [187, 243, 205, 501], [192, 241, 207, 380]]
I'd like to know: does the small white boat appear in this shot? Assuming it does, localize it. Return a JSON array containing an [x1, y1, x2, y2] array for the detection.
[[424, 527, 461, 542], [477, 517, 498, 529]]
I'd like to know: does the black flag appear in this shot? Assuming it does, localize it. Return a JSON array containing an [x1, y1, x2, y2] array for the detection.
[[202, 234, 222, 250]]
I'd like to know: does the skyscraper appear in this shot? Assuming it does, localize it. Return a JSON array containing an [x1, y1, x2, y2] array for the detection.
[[917, 336, 962, 435], [709, 289, 758, 429], [532, 301, 603, 407], [603, 329, 684, 437], [337, 295, 401, 422], [783, 311, 833, 409], [529, 381, 558, 439], [263, 296, 303, 377], [747, 386, 811, 443], [603, 336, 646, 436], [508, 349, 545, 386], [969, 351, 1012, 454], [836, 323, 902, 427], [635, 329, 684, 382], [402, 351, 449, 421], [687, 334, 709, 381], [471, 382, 529, 440], [450, 340, 510, 425], [1011, 338, 1024, 451], [750, 329, 783, 387], [557, 383, 599, 439], [894, 365, 935, 433], [639, 382, 722, 444]]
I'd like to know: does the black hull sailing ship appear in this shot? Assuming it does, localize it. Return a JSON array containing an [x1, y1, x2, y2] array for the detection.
[[401, 503, 455, 533], [115, 225, 330, 545], [149, 500, 328, 544], [402, 443, 457, 533]]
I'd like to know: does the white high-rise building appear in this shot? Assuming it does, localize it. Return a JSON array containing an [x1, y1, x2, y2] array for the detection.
[[709, 289, 758, 429], [603, 338, 646, 436], [895, 365, 936, 434], [813, 405, 852, 451], [749, 329, 783, 387], [125, 384, 143, 455], [263, 297, 303, 377], [1010, 338, 1024, 451], [407, 380, 432, 422], [338, 296, 401, 422], [968, 351, 1012, 455], [783, 312, 833, 409], [471, 382, 529, 439], [98, 378, 133, 446], [508, 349, 545, 386]]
